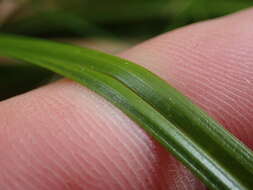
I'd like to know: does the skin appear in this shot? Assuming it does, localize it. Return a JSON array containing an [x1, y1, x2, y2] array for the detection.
[[0, 8, 252, 190]]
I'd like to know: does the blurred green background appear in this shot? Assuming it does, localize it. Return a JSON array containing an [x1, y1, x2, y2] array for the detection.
[[0, 0, 253, 100], [1, 0, 253, 40]]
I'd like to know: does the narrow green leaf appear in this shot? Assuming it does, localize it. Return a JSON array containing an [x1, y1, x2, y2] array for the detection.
[[0, 34, 252, 190]]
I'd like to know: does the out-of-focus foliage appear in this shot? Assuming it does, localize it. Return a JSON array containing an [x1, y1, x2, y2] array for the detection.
[[0, 63, 53, 100], [1, 0, 253, 39]]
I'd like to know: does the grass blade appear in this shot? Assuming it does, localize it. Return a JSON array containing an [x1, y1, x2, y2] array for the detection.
[[0, 34, 252, 190]]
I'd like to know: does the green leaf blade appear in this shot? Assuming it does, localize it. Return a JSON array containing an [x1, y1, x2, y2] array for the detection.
[[0, 33, 252, 190]]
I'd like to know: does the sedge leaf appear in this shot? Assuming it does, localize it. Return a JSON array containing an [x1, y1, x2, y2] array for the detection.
[[0, 34, 252, 190]]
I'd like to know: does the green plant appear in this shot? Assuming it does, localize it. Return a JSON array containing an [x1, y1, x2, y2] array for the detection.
[[1, 0, 253, 189], [0, 33, 252, 190]]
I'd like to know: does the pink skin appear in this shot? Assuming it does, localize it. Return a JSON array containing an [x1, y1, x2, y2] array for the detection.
[[0, 8, 253, 190]]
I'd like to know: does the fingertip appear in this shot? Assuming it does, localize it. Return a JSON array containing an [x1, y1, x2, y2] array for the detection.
[[0, 80, 166, 190], [119, 7, 253, 149]]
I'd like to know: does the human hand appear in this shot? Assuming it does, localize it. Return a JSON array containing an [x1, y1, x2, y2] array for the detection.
[[0, 8, 252, 190]]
